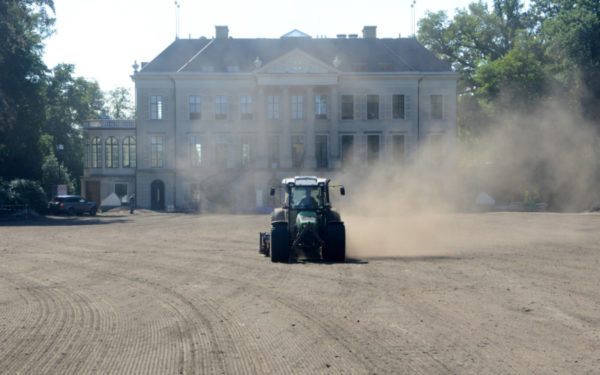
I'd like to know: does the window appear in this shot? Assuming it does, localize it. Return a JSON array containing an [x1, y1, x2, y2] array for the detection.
[[315, 94, 327, 119], [240, 96, 253, 120], [115, 183, 128, 202], [367, 134, 380, 165], [215, 136, 228, 169], [151, 136, 164, 168], [150, 95, 163, 120], [105, 136, 119, 168], [291, 135, 304, 168], [215, 95, 227, 120], [393, 95, 405, 119], [123, 136, 136, 168], [268, 134, 280, 169], [315, 135, 328, 169], [367, 95, 379, 120], [189, 136, 202, 167], [84, 138, 90, 168], [340, 135, 354, 168], [189, 96, 202, 120], [190, 183, 202, 210], [267, 95, 279, 119], [241, 136, 252, 167], [341, 95, 354, 120], [291, 95, 303, 120], [431, 95, 443, 120], [201, 65, 214, 72], [392, 135, 405, 163], [227, 66, 240, 72], [91, 137, 102, 168], [429, 133, 443, 166]]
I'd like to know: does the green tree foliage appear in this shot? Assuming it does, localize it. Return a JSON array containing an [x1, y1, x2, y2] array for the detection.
[[0, 1, 105, 196], [418, 0, 528, 94], [44, 64, 104, 188], [7, 178, 48, 212], [0, 0, 55, 181], [533, 0, 600, 118], [106, 87, 133, 119], [41, 152, 75, 198], [418, 0, 600, 123], [475, 35, 549, 112]]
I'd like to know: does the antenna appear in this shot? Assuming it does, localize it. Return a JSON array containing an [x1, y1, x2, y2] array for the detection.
[[410, 0, 415, 37], [174, 1, 180, 39]]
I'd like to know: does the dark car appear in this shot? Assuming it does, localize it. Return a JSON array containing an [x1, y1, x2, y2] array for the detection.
[[47, 195, 97, 216]]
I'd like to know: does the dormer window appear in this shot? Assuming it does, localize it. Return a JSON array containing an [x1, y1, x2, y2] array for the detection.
[[201, 65, 214, 72], [227, 66, 240, 73], [379, 63, 392, 71], [353, 63, 367, 72]]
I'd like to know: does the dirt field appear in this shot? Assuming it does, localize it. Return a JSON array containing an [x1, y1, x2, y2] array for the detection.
[[1, 210, 599, 374]]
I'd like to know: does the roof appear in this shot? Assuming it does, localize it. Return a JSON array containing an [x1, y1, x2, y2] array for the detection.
[[282, 177, 329, 186], [138, 37, 452, 74]]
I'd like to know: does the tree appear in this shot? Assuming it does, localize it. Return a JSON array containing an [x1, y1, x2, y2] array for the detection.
[[532, 0, 600, 118], [0, 0, 55, 180], [418, 0, 530, 94], [106, 87, 133, 119], [41, 152, 75, 197], [44, 64, 104, 190], [474, 34, 549, 112]]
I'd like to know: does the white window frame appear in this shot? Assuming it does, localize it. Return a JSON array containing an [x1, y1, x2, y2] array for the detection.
[[215, 95, 228, 120], [150, 95, 163, 120], [315, 94, 327, 119], [189, 135, 202, 167], [291, 95, 304, 120], [240, 96, 253, 120], [151, 136, 164, 168], [189, 96, 202, 120], [267, 94, 280, 120]]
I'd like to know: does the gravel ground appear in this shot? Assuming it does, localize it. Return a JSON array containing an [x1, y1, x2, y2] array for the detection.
[[0, 210, 599, 374]]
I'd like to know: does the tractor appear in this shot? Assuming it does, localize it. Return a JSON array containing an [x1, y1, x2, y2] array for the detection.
[[259, 176, 346, 263]]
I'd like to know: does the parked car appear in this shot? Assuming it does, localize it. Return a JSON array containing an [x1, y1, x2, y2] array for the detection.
[[47, 195, 97, 216]]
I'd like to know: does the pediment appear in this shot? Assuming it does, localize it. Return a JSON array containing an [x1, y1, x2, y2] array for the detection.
[[257, 49, 337, 74]]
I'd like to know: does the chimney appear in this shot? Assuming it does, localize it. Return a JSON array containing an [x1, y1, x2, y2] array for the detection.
[[362, 26, 377, 39], [215, 25, 229, 39]]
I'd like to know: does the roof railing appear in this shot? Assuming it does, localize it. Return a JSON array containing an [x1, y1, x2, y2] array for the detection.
[[83, 120, 136, 129]]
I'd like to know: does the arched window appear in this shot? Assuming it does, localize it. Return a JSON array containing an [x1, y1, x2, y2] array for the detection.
[[84, 138, 90, 168], [123, 136, 136, 168], [91, 137, 102, 168], [105, 136, 119, 168]]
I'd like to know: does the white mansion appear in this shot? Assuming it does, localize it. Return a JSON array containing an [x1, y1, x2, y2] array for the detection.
[[81, 26, 458, 211]]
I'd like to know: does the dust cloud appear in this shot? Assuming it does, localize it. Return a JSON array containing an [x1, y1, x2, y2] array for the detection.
[[336, 101, 600, 258]]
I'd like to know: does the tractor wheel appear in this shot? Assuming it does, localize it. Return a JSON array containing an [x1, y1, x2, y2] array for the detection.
[[270, 223, 289, 263], [323, 223, 346, 262]]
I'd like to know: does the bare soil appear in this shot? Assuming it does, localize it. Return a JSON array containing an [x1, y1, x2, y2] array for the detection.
[[1, 210, 599, 374]]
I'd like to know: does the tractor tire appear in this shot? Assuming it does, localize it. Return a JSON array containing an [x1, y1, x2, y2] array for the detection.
[[323, 223, 346, 262], [270, 223, 289, 263]]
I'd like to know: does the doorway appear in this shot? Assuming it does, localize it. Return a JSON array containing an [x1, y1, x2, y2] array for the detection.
[[150, 180, 165, 210]]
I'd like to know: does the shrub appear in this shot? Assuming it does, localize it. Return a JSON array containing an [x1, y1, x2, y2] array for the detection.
[[8, 179, 48, 213]]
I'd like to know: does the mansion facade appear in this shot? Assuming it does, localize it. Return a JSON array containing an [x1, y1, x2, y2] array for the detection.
[[81, 26, 458, 211]]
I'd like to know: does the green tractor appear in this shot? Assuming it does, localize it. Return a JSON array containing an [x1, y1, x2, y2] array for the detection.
[[259, 176, 346, 263]]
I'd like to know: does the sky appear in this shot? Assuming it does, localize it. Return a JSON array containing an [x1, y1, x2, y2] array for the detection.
[[43, 0, 496, 93]]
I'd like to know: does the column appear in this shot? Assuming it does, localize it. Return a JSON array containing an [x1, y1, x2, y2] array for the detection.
[[330, 86, 339, 168], [281, 87, 292, 168], [255, 87, 268, 169], [305, 86, 316, 169]]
